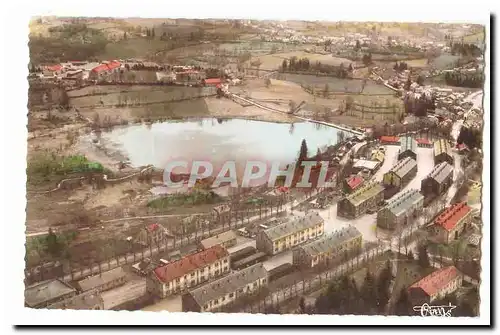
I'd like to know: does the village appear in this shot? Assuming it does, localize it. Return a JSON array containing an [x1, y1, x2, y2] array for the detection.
[[25, 18, 484, 316]]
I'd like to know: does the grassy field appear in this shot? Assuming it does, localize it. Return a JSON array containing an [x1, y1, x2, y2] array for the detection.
[[253, 52, 353, 71], [98, 38, 169, 60], [462, 31, 486, 43]]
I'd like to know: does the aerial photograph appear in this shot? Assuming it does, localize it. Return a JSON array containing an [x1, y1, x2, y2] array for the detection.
[[24, 17, 485, 317]]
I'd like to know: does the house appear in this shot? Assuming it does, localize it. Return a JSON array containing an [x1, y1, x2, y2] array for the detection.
[[380, 136, 400, 145], [199, 230, 237, 250], [352, 159, 380, 175], [377, 189, 424, 229], [47, 291, 104, 310], [370, 150, 385, 163], [383, 157, 418, 191], [429, 202, 473, 244], [256, 212, 324, 255], [182, 263, 268, 312], [25, 279, 77, 309], [292, 226, 362, 268], [337, 182, 385, 219], [44, 64, 64, 75], [408, 266, 462, 305], [420, 162, 454, 198], [77, 267, 127, 293], [88, 61, 122, 80], [146, 245, 230, 298], [343, 175, 364, 194], [136, 223, 167, 246], [434, 139, 454, 165], [203, 78, 223, 86], [398, 136, 418, 161], [416, 138, 433, 148]]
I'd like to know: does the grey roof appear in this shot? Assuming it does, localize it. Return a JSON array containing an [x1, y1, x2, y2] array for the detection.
[[400, 136, 418, 153], [390, 157, 418, 179], [25, 279, 76, 308], [383, 189, 424, 217], [300, 226, 362, 257], [346, 182, 385, 207], [200, 230, 237, 249], [427, 162, 454, 184], [434, 139, 453, 157], [263, 212, 324, 241], [47, 291, 103, 310], [77, 267, 126, 292], [189, 263, 268, 307]]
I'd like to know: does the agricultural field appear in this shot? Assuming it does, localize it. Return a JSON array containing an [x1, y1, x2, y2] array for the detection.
[[252, 52, 353, 71]]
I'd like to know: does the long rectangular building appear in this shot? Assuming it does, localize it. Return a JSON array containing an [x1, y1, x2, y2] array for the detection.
[[421, 162, 454, 198], [383, 157, 418, 191], [256, 212, 324, 255], [434, 139, 454, 165], [398, 136, 418, 161], [182, 263, 268, 312], [377, 189, 424, 229], [146, 245, 230, 298], [337, 181, 385, 219], [293, 226, 362, 268], [199, 230, 237, 250], [429, 202, 473, 244]]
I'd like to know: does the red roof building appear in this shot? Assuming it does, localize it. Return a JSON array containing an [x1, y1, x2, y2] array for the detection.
[[204, 78, 223, 85], [147, 223, 160, 232], [45, 64, 63, 72], [380, 136, 400, 144], [408, 266, 462, 303], [345, 176, 364, 193], [416, 138, 432, 147], [91, 61, 121, 74], [431, 202, 473, 244]]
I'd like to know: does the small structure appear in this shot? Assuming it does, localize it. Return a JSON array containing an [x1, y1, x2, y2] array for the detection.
[[434, 139, 454, 165], [182, 263, 268, 312], [343, 175, 364, 194], [379, 136, 400, 145], [352, 159, 380, 175], [77, 267, 127, 293], [25, 279, 77, 309], [383, 157, 418, 191], [199, 230, 237, 250], [337, 182, 385, 219], [256, 212, 324, 255], [203, 78, 223, 86], [370, 150, 385, 163], [416, 138, 433, 148], [377, 189, 424, 229], [47, 291, 104, 310], [408, 266, 462, 305], [293, 226, 362, 268], [420, 162, 454, 198], [429, 202, 473, 244], [398, 136, 418, 161], [136, 223, 168, 246]]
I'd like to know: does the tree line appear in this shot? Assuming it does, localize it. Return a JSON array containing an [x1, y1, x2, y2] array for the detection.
[[444, 71, 484, 88], [280, 57, 354, 78], [449, 42, 483, 58], [457, 126, 482, 149]]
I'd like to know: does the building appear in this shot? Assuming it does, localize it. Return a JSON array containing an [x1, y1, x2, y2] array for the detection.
[[370, 150, 385, 163], [293, 226, 362, 268], [156, 71, 176, 83], [352, 159, 380, 176], [203, 78, 223, 86], [146, 245, 230, 298], [429, 202, 473, 244], [182, 263, 268, 312], [380, 136, 400, 145], [408, 266, 462, 305], [420, 162, 454, 198], [337, 182, 385, 219], [377, 189, 424, 229], [416, 138, 433, 148], [25, 279, 77, 309], [47, 291, 104, 310], [256, 212, 324, 255], [77, 267, 127, 293], [383, 157, 418, 190], [199, 230, 237, 250], [136, 223, 169, 246], [343, 175, 364, 194], [89, 61, 122, 80], [398, 136, 418, 161], [434, 139, 454, 165]]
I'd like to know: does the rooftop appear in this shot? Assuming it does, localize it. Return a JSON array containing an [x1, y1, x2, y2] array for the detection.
[[383, 189, 424, 217], [345, 176, 364, 190], [154, 245, 228, 283], [434, 139, 453, 157], [400, 136, 418, 153], [263, 212, 324, 241], [353, 159, 380, 171], [409, 266, 461, 297], [426, 162, 454, 184], [25, 279, 76, 308], [188, 263, 268, 307], [200, 230, 237, 249], [380, 136, 400, 143], [416, 138, 432, 145], [434, 202, 472, 231], [346, 182, 385, 207], [47, 291, 103, 310], [299, 226, 362, 257], [389, 157, 418, 179], [77, 267, 126, 292]]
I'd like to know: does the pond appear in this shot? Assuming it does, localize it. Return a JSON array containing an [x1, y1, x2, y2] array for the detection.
[[90, 118, 352, 170]]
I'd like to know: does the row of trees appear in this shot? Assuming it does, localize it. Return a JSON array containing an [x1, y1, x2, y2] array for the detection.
[[393, 61, 409, 72], [281, 57, 354, 78], [450, 42, 483, 58], [444, 71, 484, 88]]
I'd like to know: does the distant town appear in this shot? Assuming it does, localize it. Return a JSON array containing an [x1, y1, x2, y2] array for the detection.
[[25, 17, 484, 317]]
